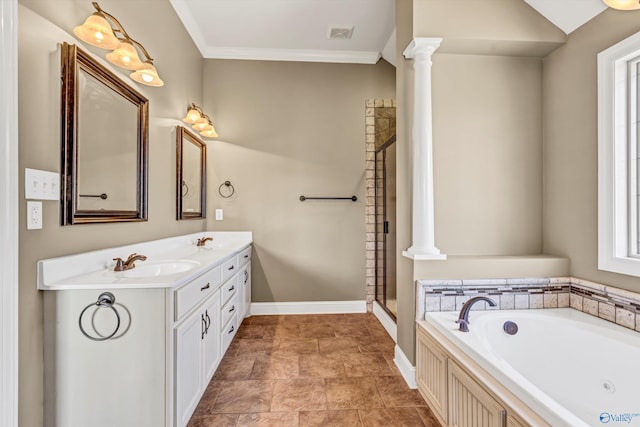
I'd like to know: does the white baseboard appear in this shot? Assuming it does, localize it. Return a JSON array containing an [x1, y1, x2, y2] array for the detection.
[[394, 345, 417, 389], [372, 301, 397, 343], [249, 300, 367, 315]]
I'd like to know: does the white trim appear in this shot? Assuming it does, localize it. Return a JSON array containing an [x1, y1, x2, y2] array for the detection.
[[249, 300, 366, 315], [394, 345, 417, 389], [598, 30, 640, 277], [372, 301, 397, 343], [0, 0, 19, 425], [200, 47, 381, 64]]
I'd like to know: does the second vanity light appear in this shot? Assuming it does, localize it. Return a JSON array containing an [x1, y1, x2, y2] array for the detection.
[[73, 2, 164, 87], [183, 104, 219, 139]]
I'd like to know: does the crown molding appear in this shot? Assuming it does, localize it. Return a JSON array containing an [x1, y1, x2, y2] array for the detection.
[[201, 46, 381, 64]]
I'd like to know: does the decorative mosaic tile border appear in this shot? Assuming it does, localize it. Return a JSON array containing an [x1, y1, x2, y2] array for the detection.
[[416, 277, 640, 332]]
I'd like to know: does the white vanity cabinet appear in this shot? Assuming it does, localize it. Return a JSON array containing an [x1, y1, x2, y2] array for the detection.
[[173, 267, 223, 427], [38, 232, 252, 427]]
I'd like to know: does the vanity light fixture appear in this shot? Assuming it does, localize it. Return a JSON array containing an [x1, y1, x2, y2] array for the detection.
[[603, 0, 640, 10], [73, 2, 164, 87], [182, 104, 219, 138]]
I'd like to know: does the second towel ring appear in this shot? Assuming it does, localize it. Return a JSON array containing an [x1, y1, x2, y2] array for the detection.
[[218, 180, 235, 198], [78, 292, 121, 341]]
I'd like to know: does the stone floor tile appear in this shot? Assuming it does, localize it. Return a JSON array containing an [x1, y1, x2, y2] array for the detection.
[[342, 352, 395, 377], [318, 337, 361, 355], [210, 380, 273, 413], [375, 376, 427, 407], [270, 378, 327, 411], [358, 407, 427, 426], [299, 409, 362, 427], [299, 353, 346, 378], [249, 353, 299, 380], [187, 414, 239, 427], [325, 377, 384, 410], [236, 411, 299, 426]]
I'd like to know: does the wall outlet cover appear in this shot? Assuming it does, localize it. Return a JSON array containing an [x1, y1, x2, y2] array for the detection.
[[27, 201, 42, 230]]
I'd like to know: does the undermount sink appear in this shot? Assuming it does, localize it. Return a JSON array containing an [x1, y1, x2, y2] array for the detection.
[[116, 260, 200, 278]]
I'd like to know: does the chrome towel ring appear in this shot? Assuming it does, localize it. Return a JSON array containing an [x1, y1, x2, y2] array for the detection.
[[78, 292, 121, 341]]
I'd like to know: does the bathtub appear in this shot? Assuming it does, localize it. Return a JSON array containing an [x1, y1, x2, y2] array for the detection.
[[419, 308, 640, 427]]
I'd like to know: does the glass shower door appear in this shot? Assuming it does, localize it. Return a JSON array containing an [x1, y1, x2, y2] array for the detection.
[[375, 138, 397, 320]]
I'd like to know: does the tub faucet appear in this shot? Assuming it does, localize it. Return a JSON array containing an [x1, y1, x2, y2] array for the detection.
[[113, 253, 147, 271], [456, 296, 497, 332], [196, 237, 213, 247]]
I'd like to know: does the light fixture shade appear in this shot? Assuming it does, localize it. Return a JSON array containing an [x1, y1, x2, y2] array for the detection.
[[200, 126, 219, 138], [192, 121, 212, 131], [130, 62, 164, 87], [106, 41, 144, 70], [183, 106, 202, 124], [73, 13, 120, 50], [603, 0, 640, 9]]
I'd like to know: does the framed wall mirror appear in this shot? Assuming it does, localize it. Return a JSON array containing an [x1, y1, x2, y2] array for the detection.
[[176, 126, 206, 219], [60, 42, 149, 225]]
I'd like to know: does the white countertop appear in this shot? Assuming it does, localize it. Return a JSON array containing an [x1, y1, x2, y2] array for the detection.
[[37, 232, 252, 290]]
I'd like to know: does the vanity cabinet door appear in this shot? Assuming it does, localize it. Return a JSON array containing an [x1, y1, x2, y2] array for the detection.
[[174, 309, 204, 427], [416, 327, 448, 426], [448, 359, 506, 427], [202, 291, 221, 383], [239, 263, 251, 318]]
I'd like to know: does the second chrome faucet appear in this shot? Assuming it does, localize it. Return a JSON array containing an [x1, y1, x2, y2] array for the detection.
[[113, 253, 147, 271]]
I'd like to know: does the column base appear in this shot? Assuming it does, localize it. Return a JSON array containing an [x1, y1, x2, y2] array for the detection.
[[402, 247, 447, 260]]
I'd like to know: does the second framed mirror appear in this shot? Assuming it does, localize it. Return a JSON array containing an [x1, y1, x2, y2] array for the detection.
[[176, 126, 206, 219]]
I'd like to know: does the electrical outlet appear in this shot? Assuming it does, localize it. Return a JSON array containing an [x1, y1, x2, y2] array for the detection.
[[215, 209, 223, 220], [27, 201, 42, 230]]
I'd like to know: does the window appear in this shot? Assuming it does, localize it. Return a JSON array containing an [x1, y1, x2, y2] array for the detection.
[[598, 31, 640, 276]]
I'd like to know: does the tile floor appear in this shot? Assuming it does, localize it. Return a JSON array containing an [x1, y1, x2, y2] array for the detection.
[[188, 313, 440, 427]]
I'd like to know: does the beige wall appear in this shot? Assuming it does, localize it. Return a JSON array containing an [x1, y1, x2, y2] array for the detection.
[[432, 53, 543, 256], [543, 9, 640, 292], [17, 1, 203, 426], [396, 0, 564, 364], [202, 59, 395, 303]]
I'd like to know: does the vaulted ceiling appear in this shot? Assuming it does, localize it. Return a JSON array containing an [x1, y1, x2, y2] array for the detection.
[[169, 0, 608, 65]]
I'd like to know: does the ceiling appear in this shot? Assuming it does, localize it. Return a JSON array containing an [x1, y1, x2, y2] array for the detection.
[[169, 0, 608, 66]]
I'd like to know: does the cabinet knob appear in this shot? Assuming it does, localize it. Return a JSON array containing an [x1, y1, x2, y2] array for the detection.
[[229, 285, 235, 292], [244, 255, 249, 259], [228, 265, 235, 271], [228, 325, 235, 334], [229, 305, 235, 313], [200, 283, 210, 291]]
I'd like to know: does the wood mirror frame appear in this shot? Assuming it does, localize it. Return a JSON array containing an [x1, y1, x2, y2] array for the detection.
[[176, 126, 206, 220], [60, 42, 149, 225]]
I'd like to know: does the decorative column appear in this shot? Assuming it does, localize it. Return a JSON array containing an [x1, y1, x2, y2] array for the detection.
[[402, 38, 446, 260]]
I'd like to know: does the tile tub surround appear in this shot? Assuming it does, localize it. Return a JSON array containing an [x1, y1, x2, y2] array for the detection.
[[188, 313, 440, 427], [416, 277, 640, 332]]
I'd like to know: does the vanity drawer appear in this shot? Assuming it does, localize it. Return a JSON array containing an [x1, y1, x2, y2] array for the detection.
[[221, 274, 238, 306], [174, 266, 221, 321], [238, 246, 252, 267], [221, 257, 238, 282], [221, 292, 238, 328], [221, 314, 237, 353]]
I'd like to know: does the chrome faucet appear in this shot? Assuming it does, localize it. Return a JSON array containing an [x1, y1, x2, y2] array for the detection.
[[113, 253, 147, 271], [196, 237, 213, 247], [456, 296, 497, 332]]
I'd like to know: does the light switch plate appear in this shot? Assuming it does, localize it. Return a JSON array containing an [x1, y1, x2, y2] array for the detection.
[[25, 168, 60, 200]]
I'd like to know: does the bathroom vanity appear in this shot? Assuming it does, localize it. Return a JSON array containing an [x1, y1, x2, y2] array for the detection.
[[38, 232, 252, 427]]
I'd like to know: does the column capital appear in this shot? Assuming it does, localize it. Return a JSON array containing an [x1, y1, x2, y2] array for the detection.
[[403, 37, 443, 61]]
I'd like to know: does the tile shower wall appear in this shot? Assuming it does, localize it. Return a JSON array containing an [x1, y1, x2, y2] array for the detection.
[[365, 99, 396, 312], [416, 277, 640, 333]]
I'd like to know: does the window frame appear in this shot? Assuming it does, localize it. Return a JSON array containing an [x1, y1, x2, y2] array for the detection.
[[598, 30, 640, 276]]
